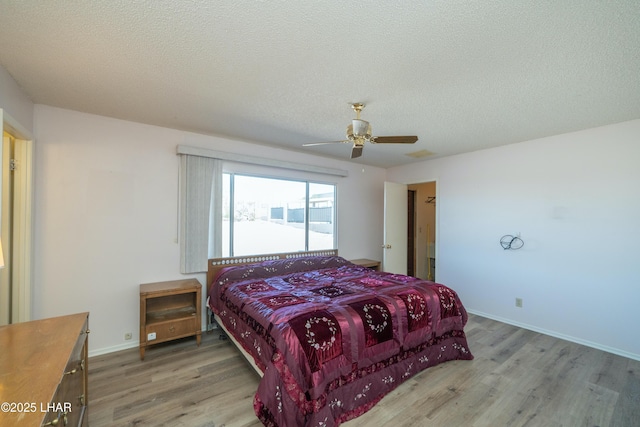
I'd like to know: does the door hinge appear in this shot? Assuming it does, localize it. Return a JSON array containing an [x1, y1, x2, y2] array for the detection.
[[9, 159, 17, 171]]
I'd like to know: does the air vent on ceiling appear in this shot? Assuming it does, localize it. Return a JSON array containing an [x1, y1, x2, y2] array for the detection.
[[405, 149, 435, 158]]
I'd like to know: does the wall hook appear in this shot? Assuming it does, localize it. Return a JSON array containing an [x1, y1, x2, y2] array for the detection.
[[500, 235, 524, 250]]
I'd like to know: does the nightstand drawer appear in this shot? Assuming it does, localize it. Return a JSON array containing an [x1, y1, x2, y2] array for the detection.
[[146, 316, 198, 341]]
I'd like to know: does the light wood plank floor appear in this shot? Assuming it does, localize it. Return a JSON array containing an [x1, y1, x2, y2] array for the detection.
[[89, 314, 640, 426]]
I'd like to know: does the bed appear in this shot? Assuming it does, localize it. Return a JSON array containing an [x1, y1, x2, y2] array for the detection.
[[206, 250, 473, 426]]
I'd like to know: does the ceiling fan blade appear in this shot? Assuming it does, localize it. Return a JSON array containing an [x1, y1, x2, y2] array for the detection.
[[302, 140, 349, 146], [370, 136, 418, 144], [351, 145, 363, 158]]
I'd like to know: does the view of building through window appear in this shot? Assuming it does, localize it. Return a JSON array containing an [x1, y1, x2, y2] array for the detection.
[[221, 174, 335, 256]]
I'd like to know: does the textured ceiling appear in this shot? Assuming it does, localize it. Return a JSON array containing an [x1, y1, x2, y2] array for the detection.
[[1, 1, 639, 168]]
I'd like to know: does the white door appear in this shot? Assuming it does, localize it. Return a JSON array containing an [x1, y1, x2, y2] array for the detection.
[[383, 181, 407, 274]]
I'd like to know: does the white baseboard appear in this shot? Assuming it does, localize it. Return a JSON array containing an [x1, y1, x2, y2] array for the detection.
[[89, 341, 139, 357], [88, 322, 209, 357], [467, 309, 640, 362]]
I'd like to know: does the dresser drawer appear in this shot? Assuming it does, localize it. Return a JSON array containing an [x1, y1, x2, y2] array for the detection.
[[43, 370, 86, 427], [56, 342, 86, 426], [46, 317, 88, 427]]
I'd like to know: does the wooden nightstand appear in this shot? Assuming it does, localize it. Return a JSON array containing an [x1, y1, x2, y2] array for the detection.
[[350, 258, 381, 271], [139, 279, 202, 360]]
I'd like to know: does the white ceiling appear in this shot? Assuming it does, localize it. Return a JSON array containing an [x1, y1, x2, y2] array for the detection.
[[1, 1, 639, 168]]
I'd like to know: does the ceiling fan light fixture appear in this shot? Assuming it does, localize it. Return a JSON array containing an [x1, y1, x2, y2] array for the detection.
[[352, 119, 370, 137]]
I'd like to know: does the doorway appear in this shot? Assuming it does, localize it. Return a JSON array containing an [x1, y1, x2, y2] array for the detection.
[[1, 125, 33, 325], [407, 181, 436, 280], [407, 190, 416, 276]]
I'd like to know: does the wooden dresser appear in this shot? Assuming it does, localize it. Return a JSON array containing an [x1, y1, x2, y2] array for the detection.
[[0, 312, 89, 426]]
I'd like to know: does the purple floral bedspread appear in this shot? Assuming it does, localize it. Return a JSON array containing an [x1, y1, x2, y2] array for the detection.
[[208, 256, 473, 426]]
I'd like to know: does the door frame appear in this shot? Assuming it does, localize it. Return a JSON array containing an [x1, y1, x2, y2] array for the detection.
[[1, 108, 34, 324], [411, 180, 437, 281], [384, 179, 438, 279]]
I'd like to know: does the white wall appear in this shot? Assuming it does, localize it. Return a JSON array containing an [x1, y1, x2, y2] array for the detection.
[[33, 105, 386, 355], [388, 119, 640, 360]]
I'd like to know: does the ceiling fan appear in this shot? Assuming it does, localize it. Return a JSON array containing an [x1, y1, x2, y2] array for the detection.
[[303, 103, 418, 159]]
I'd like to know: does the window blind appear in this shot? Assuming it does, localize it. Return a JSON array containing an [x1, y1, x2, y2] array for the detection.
[[179, 155, 222, 273]]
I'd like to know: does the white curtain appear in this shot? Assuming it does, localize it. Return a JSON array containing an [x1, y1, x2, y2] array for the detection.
[[179, 155, 222, 273]]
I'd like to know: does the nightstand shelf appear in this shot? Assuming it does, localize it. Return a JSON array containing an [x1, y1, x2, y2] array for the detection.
[[139, 279, 202, 360], [146, 306, 197, 323]]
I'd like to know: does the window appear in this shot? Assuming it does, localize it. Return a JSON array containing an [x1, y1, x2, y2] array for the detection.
[[221, 174, 336, 256]]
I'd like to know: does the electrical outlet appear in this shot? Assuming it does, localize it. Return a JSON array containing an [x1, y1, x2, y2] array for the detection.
[[147, 332, 157, 341], [124, 332, 132, 340], [515, 298, 523, 308]]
